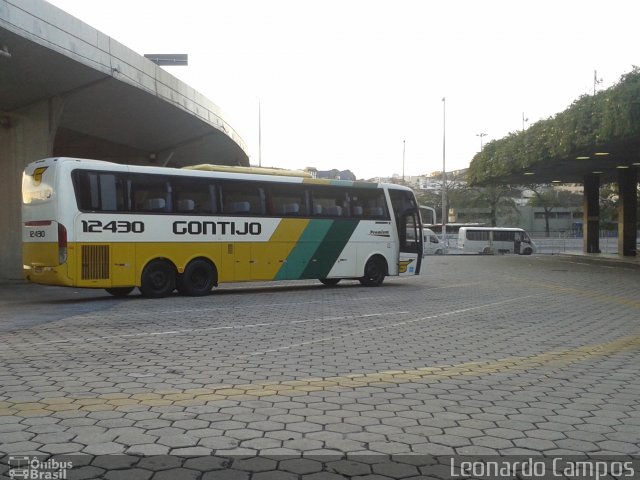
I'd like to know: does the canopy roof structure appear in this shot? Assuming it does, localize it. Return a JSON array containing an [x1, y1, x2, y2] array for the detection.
[[467, 69, 640, 186]]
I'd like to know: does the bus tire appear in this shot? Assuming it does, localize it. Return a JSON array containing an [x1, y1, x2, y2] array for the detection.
[[523, 247, 533, 255], [139, 259, 176, 298], [359, 256, 386, 287], [177, 259, 217, 296], [319, 278, 341, 286], [105, 287, 135, 297]]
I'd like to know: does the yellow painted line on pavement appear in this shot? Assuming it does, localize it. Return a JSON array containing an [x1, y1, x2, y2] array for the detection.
[[505, 275, 640, 311], [550, 284, 640, 310], [2, 333, 639, 418]]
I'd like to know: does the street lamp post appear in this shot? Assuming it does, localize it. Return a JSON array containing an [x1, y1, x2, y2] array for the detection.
[[442, 97, 446, 243], [593, 70, 603, 95], [258, 101, 262, 167], [402, 139, 406, 183], [476, 132, 487, 151]]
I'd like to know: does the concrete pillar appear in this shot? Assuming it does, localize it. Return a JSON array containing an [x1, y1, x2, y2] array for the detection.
[[0, 97, 64, 281], [582, 174, 600, 253], [617, 167, 638, 256]]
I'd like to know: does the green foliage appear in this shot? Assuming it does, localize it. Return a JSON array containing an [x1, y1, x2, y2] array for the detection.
[[467, 67, 640, 185], [599, 182, 619, 230], [473, 185, 518, 227], [527, 187, 583, 209], [526, 184, 583, 236], [415, 190, 443, 214]]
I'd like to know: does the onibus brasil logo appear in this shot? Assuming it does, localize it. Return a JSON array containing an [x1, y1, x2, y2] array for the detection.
[[8, 456, 72, 479]]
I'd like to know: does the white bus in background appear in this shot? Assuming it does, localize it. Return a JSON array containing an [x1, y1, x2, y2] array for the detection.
[[418, 205, 447, 255], [422, 228, 447, 255], [457, 227, 536, 255]]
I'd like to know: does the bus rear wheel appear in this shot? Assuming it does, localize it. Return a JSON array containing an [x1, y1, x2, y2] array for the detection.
[[319, 278, 341, 286], [359, 256, 386, 287], [177, 259, 217, 296], [140, 259, 176, 298], [105, 287, 135, 297]]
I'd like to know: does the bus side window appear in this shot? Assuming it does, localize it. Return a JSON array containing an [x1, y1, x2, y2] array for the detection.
[[269, 184, 307, 217], [142, 198, 166, 211], [325, 205, 343, 216], [72, 171, 125, 212], [131, 175, 169, 212], [199, 184, 218, 214], [220, 181, 265, 215], [467, 230, 489, 241], [310, 187, 350, 217], [494, 231, 514, 242], [357, 190, 388, 219], [173, 179, 214, 214], [176, 199, 196, 212]]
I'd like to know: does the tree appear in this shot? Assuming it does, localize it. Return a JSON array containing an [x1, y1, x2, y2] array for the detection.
[[467, 67, 640, 185], [599, 183, 618, 231], [527, 184, 582, 236], [414, 170, 469, 224], [474, 185, 518, 227]]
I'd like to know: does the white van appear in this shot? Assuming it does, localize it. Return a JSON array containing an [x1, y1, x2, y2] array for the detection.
[[457, 227, 536, 255], [423, 228, 447, 255]]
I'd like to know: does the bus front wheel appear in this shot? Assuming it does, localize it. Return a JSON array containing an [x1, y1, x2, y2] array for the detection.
[[359, 256, 386, 287], [105, 287, 135, 297], [177, 259, 217, 296], [140, 259, 176, 298]]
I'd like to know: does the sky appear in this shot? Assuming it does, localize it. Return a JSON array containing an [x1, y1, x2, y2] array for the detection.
[[47, 0, 639, 180]]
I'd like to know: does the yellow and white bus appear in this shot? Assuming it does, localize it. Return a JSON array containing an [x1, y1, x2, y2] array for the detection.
[[22, 158, 424, 297]]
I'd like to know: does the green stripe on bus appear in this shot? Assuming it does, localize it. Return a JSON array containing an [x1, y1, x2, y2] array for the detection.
[[274, 219, 334, 280], [299, 219, 359, 279], [329, 179, 353, 186]]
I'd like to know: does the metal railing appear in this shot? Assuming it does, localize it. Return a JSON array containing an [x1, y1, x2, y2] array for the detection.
[[528, 231, 620, 255]]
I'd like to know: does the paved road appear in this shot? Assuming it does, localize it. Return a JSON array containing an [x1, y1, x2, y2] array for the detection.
[[1, 255, 639, 478]]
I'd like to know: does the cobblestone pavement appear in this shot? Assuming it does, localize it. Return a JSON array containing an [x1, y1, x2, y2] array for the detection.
[[0, 255, 639, 478]]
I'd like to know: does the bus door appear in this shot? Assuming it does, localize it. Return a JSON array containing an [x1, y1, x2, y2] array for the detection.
[[389, 190, 423, 276]]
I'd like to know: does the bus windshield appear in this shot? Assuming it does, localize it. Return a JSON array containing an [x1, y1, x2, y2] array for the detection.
[[22, 166, 54, 205]]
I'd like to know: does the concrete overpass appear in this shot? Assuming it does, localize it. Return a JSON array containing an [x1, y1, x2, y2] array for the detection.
[[0, 0, 250, 281]]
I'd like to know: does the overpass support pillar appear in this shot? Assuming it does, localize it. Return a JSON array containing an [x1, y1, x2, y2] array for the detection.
[[617, 167, 638, 257], [0, 97, 64, 281], [582, 174, 600, 253]]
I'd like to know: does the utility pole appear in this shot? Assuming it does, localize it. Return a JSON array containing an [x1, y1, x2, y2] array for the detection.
[[402, 139, 405, 183], [258, 100, 262, 167], [442, 97, 447, 241], [593, 70, 603, 96], [476, 132, 487, 151]]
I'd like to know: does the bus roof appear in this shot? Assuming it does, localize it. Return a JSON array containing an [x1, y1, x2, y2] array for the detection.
[[183, 164, 311, 178], [30, 157, 397, 190]]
